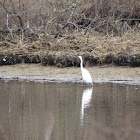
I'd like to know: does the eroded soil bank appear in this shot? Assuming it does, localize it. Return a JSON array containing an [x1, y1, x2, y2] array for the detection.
[[0, 64, 140, 85]]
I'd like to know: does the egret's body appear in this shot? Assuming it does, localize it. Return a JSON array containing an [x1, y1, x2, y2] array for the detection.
[[78, 56, 92, 85]]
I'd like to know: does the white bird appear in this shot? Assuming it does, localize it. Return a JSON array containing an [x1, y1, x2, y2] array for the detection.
[[3, 58, 6, 61], [78, 56, 93, 85]]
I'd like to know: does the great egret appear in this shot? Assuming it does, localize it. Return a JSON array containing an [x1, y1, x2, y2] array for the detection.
[[78, 56, 93, 85]]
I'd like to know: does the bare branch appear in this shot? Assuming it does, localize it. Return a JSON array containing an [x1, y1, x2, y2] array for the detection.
[[55, 22, 78, 38], [6, 13, 14, 39], [54, 0, 84, 38]]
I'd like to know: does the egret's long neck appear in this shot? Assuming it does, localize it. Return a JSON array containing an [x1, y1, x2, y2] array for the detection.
[[80, 58, 83, 70]]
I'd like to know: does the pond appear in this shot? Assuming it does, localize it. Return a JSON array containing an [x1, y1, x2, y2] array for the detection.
[[0, 80, 140, 140]]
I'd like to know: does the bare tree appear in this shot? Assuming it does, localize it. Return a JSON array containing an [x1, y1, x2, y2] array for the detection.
[[0, 0, 139, 41]]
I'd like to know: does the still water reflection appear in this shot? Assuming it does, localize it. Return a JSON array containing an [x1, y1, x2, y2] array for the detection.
[[0, 80, 140, 140]]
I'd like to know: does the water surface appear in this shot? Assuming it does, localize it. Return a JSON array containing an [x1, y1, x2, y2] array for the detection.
[[0, 80, 140, 140]]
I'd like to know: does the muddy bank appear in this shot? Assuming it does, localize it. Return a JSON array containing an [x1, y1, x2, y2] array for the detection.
[[0, 53, 140, 67], [0, 64, 140, 85]]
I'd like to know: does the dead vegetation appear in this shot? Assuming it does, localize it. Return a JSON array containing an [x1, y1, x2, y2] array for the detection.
[[0, 0, 140, 67]]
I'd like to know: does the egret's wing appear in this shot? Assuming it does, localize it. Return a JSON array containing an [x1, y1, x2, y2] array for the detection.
[[82, 69, 92, 83]]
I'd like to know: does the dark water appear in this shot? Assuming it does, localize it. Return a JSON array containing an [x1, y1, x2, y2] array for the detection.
[[0, 80, 140, 140]]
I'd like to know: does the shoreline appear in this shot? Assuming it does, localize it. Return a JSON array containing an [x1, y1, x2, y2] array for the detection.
[[0, 64, 140, 85]]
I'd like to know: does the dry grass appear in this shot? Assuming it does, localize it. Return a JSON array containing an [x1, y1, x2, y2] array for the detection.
[[0, 0, 140, 61], [0, 30, 140, 60]]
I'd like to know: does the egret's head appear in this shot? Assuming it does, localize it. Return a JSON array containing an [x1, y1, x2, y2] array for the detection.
[[78, 56, 82, 60]]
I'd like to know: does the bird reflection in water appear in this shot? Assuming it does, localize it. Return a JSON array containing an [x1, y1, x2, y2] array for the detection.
[[81, 87, 93, 126]]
